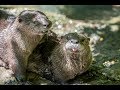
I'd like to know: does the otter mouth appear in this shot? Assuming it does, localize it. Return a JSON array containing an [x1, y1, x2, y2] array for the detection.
[[34, 28, 49, 35], [66, 47, 79, 53], [68, 48, 80, 60], [70, 48, 79, 53], [65, 44, 80, 53], [71, 48, 79, 52], [41, 29, 49, 33]]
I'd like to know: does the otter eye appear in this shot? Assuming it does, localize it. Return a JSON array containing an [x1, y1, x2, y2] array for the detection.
[[81, 39, 85, 42], [32, 14, 37, 18], [18, 18, 22, 23]]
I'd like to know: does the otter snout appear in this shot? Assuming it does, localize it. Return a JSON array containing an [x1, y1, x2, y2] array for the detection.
[[43, 20, 52, 29]]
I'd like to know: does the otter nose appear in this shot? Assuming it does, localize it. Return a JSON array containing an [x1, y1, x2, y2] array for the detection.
[[70, 39, 79, 44], [43, 20, 52, 29]]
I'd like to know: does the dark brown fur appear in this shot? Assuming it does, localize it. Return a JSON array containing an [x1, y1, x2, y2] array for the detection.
[[0, 10, 52, 83], [27, 31, 59, 79]]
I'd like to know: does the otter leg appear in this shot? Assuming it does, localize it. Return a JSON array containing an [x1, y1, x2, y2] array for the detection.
[[8, 59, 26, 82], [7, 41, 27, 82]]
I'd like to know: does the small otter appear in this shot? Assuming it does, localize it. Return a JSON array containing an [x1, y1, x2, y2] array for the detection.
[[0, 10, 52, 83], [49, 33, 92, 83], [0, 10, 15, 31], [27, 32, 92, 84]]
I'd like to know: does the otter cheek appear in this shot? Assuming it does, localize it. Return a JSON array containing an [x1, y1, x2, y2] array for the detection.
[[71, 44, 84, 52], [65, 42, 72, 50], [79, 45, 85, 51]]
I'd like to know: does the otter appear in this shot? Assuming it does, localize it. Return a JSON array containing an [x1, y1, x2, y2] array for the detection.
[[49, 33, 92, 83], [0, 10, 15, 31], [27, 32, 92, 84], [0, 10, 52, 83]]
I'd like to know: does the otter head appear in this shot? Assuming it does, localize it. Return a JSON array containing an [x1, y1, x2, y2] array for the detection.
[[17, 10, 52, 35], [61, 33, 90, 54], [50, 33, 91, 82]]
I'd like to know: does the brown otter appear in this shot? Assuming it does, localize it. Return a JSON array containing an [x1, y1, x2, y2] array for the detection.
[[27, 32, 92, 84], [49, 33, 92, 83], [0, 10, 52, 83], [0, 10, 15, 31]]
